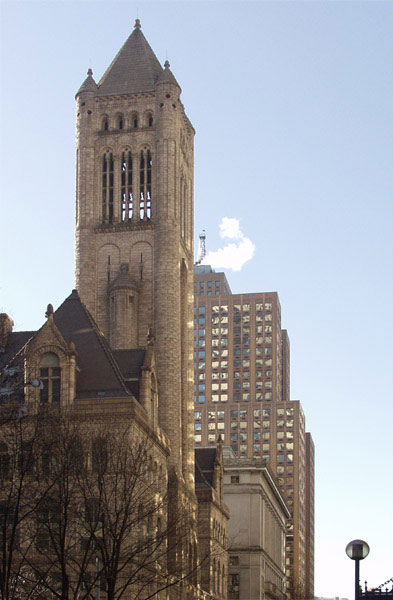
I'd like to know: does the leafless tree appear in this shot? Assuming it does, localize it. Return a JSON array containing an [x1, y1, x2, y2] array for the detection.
[[0, 403, 56, 600], [0, 408, 203, 600]]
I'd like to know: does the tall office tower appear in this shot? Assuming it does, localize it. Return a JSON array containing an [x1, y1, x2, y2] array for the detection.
[[305, 433, 315, 599], [193, 265, 314, 599]]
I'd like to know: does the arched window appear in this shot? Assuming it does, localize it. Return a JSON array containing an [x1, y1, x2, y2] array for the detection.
[[18, 442, 34, 475], [36, 497, 58, 550], [102, 151, 114, 223], [131, 112, 138, 129], [121, 150, 133, 222], [138, 503, 145, 544], [157, 514, 162, 533], [92, 437, 108, 474], [102, 116, 109, 131], [193, 540, 198, 585], [146, 112, 153, 127], [188, 542, 193, 579], [39, 353, 61, 404], [0, 442, 10, 478], [139, 149, 152, 220], [118, 116, 123, 129]]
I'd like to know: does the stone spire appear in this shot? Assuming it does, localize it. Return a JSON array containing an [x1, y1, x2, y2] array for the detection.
[[76, 68, 98, 96], [156, 59, 181, 90], [97, 20, 164, 95]]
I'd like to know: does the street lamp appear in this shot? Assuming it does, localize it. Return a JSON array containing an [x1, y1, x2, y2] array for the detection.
[[346, 539, 370, 600]]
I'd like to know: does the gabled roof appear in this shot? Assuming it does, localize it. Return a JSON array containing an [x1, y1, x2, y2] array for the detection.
[[112, 349, 145, 381], [53, 290, 130, 398], [98, 20, 164, 96], [0, 331, 34, 369]]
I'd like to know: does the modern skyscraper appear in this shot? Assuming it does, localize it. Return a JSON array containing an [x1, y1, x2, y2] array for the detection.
[[193, 265, 314, 599]]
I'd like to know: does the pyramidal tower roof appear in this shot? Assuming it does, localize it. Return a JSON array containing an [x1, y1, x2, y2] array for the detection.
[[98, 19, 164, 95], [76, 68, 98, 96]]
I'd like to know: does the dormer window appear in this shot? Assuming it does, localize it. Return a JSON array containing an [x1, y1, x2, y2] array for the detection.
[[39, 353, 61, 404]]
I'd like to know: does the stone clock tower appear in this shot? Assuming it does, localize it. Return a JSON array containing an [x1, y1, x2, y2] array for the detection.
[[74, 19, 195, 486]]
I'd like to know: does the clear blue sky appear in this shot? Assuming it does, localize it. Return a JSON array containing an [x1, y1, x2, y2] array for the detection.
[[1, 2, 392, 597]]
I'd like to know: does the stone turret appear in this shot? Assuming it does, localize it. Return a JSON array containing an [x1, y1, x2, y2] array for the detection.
[[108, 263, 139, 349]]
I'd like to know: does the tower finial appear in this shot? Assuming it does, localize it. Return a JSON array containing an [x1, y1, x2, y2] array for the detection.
[[134, 18, 141, 29], [87, 68, 93, 76], [164, 59, 170, 69]]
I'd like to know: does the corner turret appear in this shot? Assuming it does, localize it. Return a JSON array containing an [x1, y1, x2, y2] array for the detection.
[[75, 68, 98, 98]]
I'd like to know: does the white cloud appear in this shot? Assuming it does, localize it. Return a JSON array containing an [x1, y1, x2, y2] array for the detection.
[[201, 217, 255, 271]]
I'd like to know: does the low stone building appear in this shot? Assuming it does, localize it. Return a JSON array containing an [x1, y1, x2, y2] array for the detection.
[[224, 452, 290, 600], [195, 440, 230, 600]]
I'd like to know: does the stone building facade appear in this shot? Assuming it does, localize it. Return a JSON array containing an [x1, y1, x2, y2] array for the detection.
[[195, 440, 230, 599], [0, 21, 228, 600], [224, 453, 290, 599]]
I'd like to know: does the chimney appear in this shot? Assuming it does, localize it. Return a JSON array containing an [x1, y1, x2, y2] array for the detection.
[[0, 314, 14, 352]]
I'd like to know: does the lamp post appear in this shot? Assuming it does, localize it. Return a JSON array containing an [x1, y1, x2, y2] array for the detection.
[[346, 539, 370, 600]]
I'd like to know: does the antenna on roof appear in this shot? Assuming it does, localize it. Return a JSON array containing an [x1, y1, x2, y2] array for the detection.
[[195, 230, 206, 265]]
